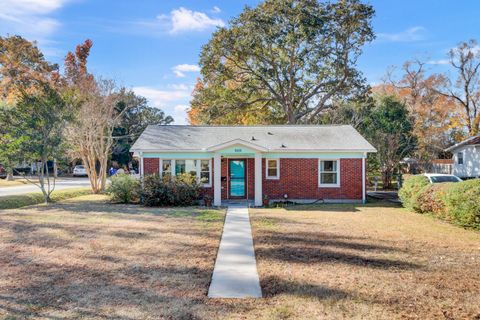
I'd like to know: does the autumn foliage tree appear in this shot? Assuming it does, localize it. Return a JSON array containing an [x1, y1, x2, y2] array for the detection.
[[0, 36, 72, 201], [380, 60, 463, 163], [190, 0, 374, 125]]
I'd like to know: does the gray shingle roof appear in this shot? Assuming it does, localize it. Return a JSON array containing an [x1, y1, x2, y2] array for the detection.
[[445, 134, 480, 152], [130, 125, 376, 153]]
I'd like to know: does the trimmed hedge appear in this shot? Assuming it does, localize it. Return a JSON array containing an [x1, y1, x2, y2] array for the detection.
[[399, 176, 480, 229], [0, 188, 91, 210], [444, 179, 480, 229], [398, 175, 429, 210]]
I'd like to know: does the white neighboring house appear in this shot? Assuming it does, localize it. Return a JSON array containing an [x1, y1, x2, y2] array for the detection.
[[445, 135, 480, 179]]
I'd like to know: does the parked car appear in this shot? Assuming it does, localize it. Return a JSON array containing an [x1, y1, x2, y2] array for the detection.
[[0, 165, 7, 179], [424, 173, 462, 184], [73, 165, 88, 177]]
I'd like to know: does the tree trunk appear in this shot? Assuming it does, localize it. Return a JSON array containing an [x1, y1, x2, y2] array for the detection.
[[382, 167, 392, 190], [6, 168, 14, 181], [38, 161, 50, 204]]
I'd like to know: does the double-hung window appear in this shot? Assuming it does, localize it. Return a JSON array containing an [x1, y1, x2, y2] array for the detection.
[[266, 159, 280, 179], [161, 159, 172, 179], [457, 152, 464, 165], [200, 160, 211, 185], [319, 159, 340, 187]]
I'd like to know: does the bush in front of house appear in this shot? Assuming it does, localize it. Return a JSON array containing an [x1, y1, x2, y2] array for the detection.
[[443, 179, 480, 229], [141, 173, 201, 207], [106, 174, 141, 204], [398, 175, 430, 210]]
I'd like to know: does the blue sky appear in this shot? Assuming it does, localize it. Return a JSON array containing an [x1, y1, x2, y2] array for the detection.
[[1, 0, 479, 124]]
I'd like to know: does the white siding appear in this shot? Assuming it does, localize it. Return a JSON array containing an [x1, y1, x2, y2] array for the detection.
[[452, 145, 480, 178]]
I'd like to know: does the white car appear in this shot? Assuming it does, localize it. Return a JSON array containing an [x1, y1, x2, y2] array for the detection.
[[424, 173, 462, 184], [73, 165, 88, 177]]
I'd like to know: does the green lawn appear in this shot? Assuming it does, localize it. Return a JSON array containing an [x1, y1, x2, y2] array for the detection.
[[0, 188, 92, 210]]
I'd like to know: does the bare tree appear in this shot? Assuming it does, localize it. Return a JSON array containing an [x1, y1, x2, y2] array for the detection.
[[434, 40, 480, 136], [64, 40, 132, 193], [383, 59, 462, 163], [66, 79, 127, 193]]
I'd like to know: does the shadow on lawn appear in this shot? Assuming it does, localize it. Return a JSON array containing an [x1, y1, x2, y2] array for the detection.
[[278, 199, 401, 212], [0, 238, 215, 319], [261, 275, 350, 299], [255, 230, 420, 271]]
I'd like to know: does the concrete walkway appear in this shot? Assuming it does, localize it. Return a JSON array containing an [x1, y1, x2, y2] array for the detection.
[[208, 206, 262, 298]]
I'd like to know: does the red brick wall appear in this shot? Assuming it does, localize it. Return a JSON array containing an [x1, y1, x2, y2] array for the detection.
[[262, 158, 362, 200], [143, 158, 159, 175], [143, 157, 363, 200]]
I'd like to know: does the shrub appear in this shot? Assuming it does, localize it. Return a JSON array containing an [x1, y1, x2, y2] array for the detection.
[[444, 179, 480, 229], [415, 183, 449, 217], [106, 174, 140, 204], [142, 173, 201, 207], [398, 175, 429, 210]]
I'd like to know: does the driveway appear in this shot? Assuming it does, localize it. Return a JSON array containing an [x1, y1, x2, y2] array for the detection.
[[0, 177, 91, 197]]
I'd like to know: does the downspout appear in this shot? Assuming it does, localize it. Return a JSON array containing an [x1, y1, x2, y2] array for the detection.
[[362, 152, 366, 204]]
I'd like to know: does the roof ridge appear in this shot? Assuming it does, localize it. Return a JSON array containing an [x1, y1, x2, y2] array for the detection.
[[149, 124, 351, 128]]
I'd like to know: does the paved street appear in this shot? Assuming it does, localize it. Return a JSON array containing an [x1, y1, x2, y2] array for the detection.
[[0, 178, 91, 197]]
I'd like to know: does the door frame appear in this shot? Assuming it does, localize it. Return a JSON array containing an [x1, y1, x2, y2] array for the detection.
[[228, 158, 247, 199]]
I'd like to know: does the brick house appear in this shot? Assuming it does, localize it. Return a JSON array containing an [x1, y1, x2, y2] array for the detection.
[[131, 125, 376, 206]]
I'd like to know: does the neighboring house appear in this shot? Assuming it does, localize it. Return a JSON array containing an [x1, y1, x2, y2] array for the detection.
[[445, 135, 480, 179], [130, 125, 376, 206]]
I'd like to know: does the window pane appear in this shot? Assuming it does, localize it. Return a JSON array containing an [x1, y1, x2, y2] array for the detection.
[[162, 160, 171, 172], [457, 153, 463, 164], [200, 172, 210, 184], [268, 168, 277, 177], [321, 172, 337, 184], [322, 160, 336, 172], [184, 160, 197, 176], [175, 160, 185, 175], [201, 160, 210, 171], [267, 160, 277, 169]]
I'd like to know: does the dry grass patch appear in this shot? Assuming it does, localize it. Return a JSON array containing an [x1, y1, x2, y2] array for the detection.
[[0, 178, 29, 188], [248, 203, 480, 319], [0, 195, 225, 319]]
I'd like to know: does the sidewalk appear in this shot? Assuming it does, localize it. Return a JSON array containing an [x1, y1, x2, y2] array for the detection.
[[208, 206, 262, 298]]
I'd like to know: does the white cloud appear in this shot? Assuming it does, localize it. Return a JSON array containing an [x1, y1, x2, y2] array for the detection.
[[0, 0, 67, 38], [212, 6, 221, 13], [0, 0, 69, 57], [133, 86, 192, 124], [427, 59, 450, 65], [173, 104, 190, 124], [172, 64, 200, 77], [377, 26, 426, 42], [157, 7, 225, 33]]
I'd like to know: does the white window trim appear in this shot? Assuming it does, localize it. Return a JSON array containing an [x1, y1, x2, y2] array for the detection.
[[457, 151, 464, 165], [160, 158, 212, 187], [318, 159, 340, 188], [265, 158, 280, 180], [199, 159, 212, 187], [160, 159, 174, 177]]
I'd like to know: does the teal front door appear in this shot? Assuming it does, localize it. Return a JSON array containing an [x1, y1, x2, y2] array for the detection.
[[229, 159, 246, 198]]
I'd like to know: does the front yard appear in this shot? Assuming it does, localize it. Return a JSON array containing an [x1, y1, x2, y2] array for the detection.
[[1, 197, 479, 319], [0, 195, 225, 319], [249, 204, 480, 319]]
